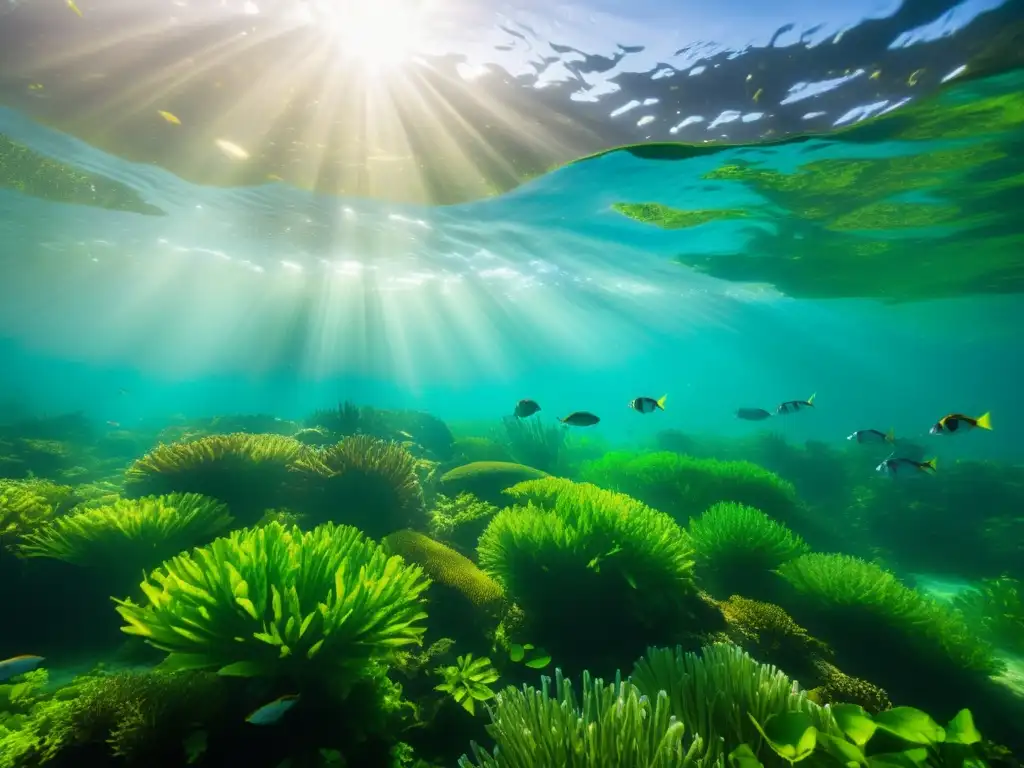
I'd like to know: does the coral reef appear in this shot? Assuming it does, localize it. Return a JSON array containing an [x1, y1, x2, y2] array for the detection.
[[292, 435, 425, 538]]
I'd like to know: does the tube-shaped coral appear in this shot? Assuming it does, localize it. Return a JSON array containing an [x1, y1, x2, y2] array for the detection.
[[292, 435, 425, 538], [113, 521, 430, 685], [459, 667, 705, 768], [17, 493, 233, 571]]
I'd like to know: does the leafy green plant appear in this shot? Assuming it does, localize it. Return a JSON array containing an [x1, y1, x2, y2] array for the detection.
[[744, 703, 987, 768], [18, 493, 233, 569], [434, 654, 500, 715], [113, 521, 430, 686], [427, 492, 498, 552], [953, 576, 1024, 655]]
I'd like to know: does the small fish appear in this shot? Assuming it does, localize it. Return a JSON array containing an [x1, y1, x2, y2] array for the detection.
[[514, 399, 541, 418], [930, 412, 991, 436], [559, 411, 600, 427], [870, 70, 882, 80], [158, 110, 181, 125], [777, 393, 815, 415], [246, 694, 300, 725], [0, 655, 44, 682], [396, 430, 414, 440], [876, 455, 937, 478], [106, 420, 120, 428], [66, 0, 82, 16], [630, 395, 667, 414], [847, 428, 895, 444], [736, 407, 772, 421], [28, 83, 44, 91], [752, 88, 763, 103], [907, 69, 924, 86]]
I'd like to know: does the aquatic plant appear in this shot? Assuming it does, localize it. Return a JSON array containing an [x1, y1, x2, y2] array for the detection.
[[434, 654, 500, 715], [952, 576, 1024, 655], [458, 667, 706, 767], [498, 416, 565, 474], [0, 478, 73, 542], [630, 642, 836, 766], [777, 553, 1001, 676], [384, 529, 504, 611], [438, 461, 548, 506], [451, 437, 513, 465], [580, 451, 798, 525], [718, 596, 830, 679], [810, 659, 892, 714], [689, 502, 809, 599], [478, 478, 695, 672], [17, 493, 233, 572], [292, 435, 425, 538], [427, 492, 499, 554], [305, 400, 388, 438], [113, 521, 430, 686], [124, 432, 307, 521]]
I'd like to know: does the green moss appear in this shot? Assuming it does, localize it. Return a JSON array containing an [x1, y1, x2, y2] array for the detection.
[[689, 502, 809, 599], [611, 201, 749, 229], [114, 521, 431, 687], [439, 461, 548, 506], [427, 492, 498, 553], [580, 451, 798, 524]]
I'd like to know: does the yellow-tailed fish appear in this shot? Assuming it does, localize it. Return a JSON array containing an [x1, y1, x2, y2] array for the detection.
[[630, 395, 666, 414], [876, 455, 937, 478], [0, 655, 44, 682], [246, 694, 300, 725], [776, 393, 815, 415], [847, 428, 895, 444], [930, 412, 991, 436]]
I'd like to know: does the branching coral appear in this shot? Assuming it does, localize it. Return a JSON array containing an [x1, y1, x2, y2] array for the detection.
[[630, 642, 837, 766], [459, 667, 705, 767], [292, 435, 425, 538], [689, 502, 809, 599], [17, 493, 233, 571], [434, 654, 500, 715], [952, 576, 1024, 655], [428, 492, 499, 553], [777, 553, 1001, 676], [478, 478, 695, 672], [124, 433, 307, 521], [114, 521, 431, 687], [580, 451, 798, 524]]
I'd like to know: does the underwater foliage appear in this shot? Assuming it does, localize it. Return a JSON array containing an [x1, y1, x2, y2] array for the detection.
[[124, 433, 307, 520], [631, 642, 837, 766], [458, 667, 705, 767], [777, 553, 1000, 675], [718, 595, 830, 679], [478, 478, 695, 672], [427, 492, 499, 554], [0, 478, 74, 543], [580, 451, 798, 524], [113, 521, 431, 686], [434, 654, 500, 715], [498, 416, 566, 474], [292, 435, 425, 538], [384, 530, 505, 611], [611, 201, 749, 229], [439, 461, 548, 506], [17, 492, 233, 570], [451, 437, 513, 465], [952, 576, 1024, 656], [810, 659, 892, 714], [689, 502, 809, 600]]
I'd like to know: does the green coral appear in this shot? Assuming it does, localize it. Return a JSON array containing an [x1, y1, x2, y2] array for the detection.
[[478, 478, 695, 670], [17, 493, 233, 570], [292, 435, 425, 538], [438, 461, 548, 506], [777, 553, 1000, 675], [458, 667, 705, 767], [689, 502, 809, 598], [113, 521, 431, 686], [434, 654, 500, 715], [953, 576, 1024, 655], [427, 492, 498, 553], [580, 451, 797, 524], [631, 643, 837, 766]]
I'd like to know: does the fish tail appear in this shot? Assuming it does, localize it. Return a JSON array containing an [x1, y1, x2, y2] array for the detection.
[[806, 392, 816, 406], [886, 427, 896, 443], [656, 394, 667, 410], [974, 412, 992, 430], [920, 457, 938, 472]]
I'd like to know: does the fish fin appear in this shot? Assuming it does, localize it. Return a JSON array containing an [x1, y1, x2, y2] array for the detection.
[[975, 412, 992, 430], [807, 392, 816, 406], [656, 395, 667, 410], [921, 457, 938, 472], [886, 427, 896, 443]]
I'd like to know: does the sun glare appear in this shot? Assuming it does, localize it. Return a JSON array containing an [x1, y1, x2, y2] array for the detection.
[[302, 0, 433, 68]]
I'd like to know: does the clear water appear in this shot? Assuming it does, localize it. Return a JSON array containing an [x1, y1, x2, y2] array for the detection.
[[1, 0, 1024, 766]]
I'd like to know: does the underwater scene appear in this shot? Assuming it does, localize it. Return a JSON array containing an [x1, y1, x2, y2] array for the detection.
[[2, 0, 1024, 766]]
